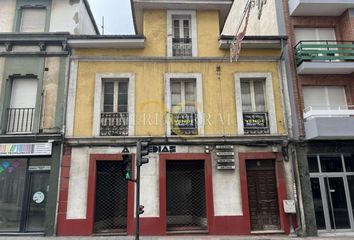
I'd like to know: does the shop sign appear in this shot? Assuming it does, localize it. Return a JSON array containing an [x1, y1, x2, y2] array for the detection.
[[217, 159, 235, 163], [216, 145, 234, 150], [217, 165, 236, 170], [216, 152, 234, 156], [148, 145, 176, 153], [0, 143, 52, 156]]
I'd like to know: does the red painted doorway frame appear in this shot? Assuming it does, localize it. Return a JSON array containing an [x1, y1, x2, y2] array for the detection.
[[159, 153, 214, 234]]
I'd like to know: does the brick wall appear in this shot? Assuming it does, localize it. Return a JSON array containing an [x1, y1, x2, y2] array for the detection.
[[282, 0, 354, 138]]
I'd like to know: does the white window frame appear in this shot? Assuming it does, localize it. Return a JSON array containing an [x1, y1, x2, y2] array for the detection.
[[235, 73, 277, 135], [167, 10, 198, 57], [165, 73, 203, 136], [101, 80, 129, 113], [93, 73, 135, 137]]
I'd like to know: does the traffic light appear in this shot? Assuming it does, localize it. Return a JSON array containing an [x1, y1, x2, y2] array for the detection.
[[136, 140, 149, 167], [138, 205, 144, 215], [122, 154, 132, 181]]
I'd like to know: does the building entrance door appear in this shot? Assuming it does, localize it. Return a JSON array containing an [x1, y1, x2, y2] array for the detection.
[[0, 158, 50, 233], [246, 160, 280, 231], [24, 171, 50, 232], [308, 155, 354, 232]]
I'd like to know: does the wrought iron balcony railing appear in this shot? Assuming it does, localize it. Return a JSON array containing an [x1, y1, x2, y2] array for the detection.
[[172, 38, 192, 57], [295, 41, 354, 66], [243, 112, 270, 135], [171, 112, 198, 135], [6, 108, 35, 133], [100, 112, 129, 136], [303, 105, 354, 120]]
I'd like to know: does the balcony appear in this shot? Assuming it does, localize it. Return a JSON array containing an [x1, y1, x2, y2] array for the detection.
[[172, 38, 192, 57], [100, 112, 129, 136], [289, 0, 354, 16], [171, 112, 198, 135], [6, 108, 35, 134], [243, 112, 270, 135], [303, 105, 354, 140], [295, 41, 354, 74]]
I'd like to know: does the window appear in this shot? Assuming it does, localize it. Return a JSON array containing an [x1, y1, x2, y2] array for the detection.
[[102, 80, 128, 113], [93, 73, 135, 137], [165, 73, 203, 136], [172, 16, 192, 57], [240, 79, 269, 135], [171, 79, 196, 113], [235, 73, 277, 135], [100, 79, 129, 136], [19, 7, 47, 32], [171, 79, 197, 135], [241, 79, 266, 113], [303, 86, 346, 109], [295, 28, 336, 43], [7, 78, 38, 133], [167, 11, 197, 57]]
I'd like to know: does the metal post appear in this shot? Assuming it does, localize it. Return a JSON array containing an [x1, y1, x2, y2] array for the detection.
[[135, 154, 140, 240]]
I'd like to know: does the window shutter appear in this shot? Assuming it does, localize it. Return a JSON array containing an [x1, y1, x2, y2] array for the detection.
[[303, 86, 326, 108], [327, 86, 346, 106], [10, 78, 38, 108], [20, 8, 46, 32]]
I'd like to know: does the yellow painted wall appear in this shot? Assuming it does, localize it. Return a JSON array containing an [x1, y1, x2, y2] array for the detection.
[[73, 61, 286, 137], [197, 11, 224, 57], [72, 8, 286, 137], [76, 9, 224, 58]]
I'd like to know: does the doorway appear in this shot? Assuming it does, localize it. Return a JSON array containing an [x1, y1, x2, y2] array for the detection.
[[0, 158, 50, 233], [94, 161, 128, 234], [309, 155, 354, 232], [246, 160, 280, 231], [166, 160, 207, 232]]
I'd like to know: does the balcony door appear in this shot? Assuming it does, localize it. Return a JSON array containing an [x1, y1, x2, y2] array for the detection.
[[295, 28, 336, 43], [100, 79, 129, 136], [295, 28, 337, 62], [7, 78, 38, 133]]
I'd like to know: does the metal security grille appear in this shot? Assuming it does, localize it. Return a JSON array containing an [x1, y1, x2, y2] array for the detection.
[[166, 160, 207, 232], [94, 161, 128, 234]]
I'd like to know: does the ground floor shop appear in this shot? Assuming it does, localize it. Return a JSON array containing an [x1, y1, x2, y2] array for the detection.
[[0, 141, 61, 235], [296, 141, 354, 235], [57, 143, 294, 236]]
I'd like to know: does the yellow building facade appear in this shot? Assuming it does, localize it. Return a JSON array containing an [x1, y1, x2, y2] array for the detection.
[[57, 0, 294, 236]]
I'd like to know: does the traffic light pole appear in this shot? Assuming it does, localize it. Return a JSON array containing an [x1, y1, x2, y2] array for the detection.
[[134, 140, 150, 240], [135, 163, 141, 240]]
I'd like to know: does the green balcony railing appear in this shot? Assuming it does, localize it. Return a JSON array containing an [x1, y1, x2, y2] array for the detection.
[[295, 41, 354, 66]]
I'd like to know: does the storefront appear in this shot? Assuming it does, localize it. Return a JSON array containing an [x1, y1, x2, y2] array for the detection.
[[305, 141, 354, 233], [57, 143, 292, 236], [0, 143, 54, 234]]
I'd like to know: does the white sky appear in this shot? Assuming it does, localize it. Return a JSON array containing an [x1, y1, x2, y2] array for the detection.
[[87, 0, 135, 35]]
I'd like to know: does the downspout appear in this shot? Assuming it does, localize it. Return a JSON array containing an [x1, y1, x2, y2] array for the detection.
[[278, 38, 305, 236], [53, 41, 73, 235]]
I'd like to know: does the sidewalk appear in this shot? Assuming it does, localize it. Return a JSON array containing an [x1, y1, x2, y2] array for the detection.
[[0, 234, 354, 240]]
